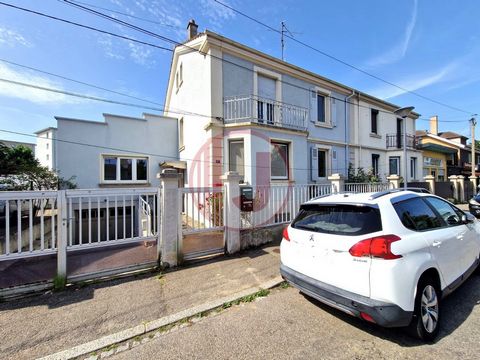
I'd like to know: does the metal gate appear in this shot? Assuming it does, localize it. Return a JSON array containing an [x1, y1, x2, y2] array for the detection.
[[181, 186, 225, 260]]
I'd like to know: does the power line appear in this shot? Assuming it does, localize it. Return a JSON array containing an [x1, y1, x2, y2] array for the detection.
[[212, 0, 476, 115], [61, 0, 183, 29], [0, 2, 470, 124]]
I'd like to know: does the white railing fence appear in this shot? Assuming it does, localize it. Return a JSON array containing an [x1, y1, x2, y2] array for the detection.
[[343, 182, 391, 193], [182, 187, 224, 234], [241, 184, 331, 228]]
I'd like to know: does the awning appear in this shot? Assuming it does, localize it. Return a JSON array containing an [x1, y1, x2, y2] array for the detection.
[[417, 143, 457, 154], [160, 161, 187, 169]]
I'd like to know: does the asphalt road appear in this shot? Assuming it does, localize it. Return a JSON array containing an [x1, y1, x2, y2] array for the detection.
[[113, 274, 480, 360]]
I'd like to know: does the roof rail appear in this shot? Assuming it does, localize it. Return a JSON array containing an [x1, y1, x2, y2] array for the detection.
[[369, 187, 431, 200]]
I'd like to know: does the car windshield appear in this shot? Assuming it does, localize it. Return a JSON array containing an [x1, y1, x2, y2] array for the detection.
[[291, 204, 382, 236]]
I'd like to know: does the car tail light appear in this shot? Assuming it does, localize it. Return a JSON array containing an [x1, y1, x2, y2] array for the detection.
[[349, 235, 402, 260], [282, 226, 290, 241], [360, 312, 376, 323]]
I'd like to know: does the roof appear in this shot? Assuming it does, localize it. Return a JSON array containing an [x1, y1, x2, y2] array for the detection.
[[34, 126, 57, 134], [307, 190, 428, 207], [169, 30, 421, 118], [438, 131, 468, 140]]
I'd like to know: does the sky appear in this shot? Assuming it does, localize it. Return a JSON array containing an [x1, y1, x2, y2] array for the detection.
[[0, 0, 479, 146]]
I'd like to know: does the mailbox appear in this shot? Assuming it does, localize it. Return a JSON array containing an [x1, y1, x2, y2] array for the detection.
[[240, 186, 254, 212]]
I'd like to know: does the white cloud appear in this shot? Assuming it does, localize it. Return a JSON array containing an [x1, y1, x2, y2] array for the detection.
[[200, 0, 235, 29], [127, 41, 154, 65], [367, 0, 417, 67], [0, 63, 81, 105], [367, 61, 458, 100], [0, 26, 32, 48]]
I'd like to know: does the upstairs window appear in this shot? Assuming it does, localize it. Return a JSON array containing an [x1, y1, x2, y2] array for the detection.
[[317, 94, 326, 123], [371, 109, 379, 134], [103, 155, 148, 183]]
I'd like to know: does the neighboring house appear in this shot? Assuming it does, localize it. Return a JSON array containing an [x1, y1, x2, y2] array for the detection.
[[49, 113, 179, 189], [35, 127, 57, 170], [163, 21, 420, 187], [0, 139, 36, 154]]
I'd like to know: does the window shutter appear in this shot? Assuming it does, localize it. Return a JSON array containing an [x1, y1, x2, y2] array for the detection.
[[309, 89, 317, 123], [331, 149, 338, 174], [310, 146, 318, 181], [331, 98, 337, 127]]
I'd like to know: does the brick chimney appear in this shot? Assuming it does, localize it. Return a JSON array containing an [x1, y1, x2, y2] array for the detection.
[[187, 19, 198, 40], [429, 115, 438, 135]]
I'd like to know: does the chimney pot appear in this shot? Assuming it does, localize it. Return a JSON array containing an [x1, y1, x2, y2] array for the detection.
[[187, 19, 198, 40]]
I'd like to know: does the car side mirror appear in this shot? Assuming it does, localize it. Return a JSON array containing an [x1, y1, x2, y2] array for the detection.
[[462, 213, 475, 224]]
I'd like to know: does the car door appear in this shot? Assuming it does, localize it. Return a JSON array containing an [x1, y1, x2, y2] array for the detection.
[[425, 197, 479, 275]]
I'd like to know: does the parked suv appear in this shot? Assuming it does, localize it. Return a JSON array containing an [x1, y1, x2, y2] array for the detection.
[[280, 190, 480, 341]]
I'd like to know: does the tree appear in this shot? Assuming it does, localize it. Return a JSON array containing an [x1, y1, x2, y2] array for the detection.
[[0, 142, 76, 190]]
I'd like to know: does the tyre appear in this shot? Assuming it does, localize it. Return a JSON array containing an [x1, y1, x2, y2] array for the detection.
[[408, 277, 440, 341]]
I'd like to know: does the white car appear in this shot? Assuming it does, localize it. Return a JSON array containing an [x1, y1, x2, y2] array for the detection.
[[280, 190, 480, 341]]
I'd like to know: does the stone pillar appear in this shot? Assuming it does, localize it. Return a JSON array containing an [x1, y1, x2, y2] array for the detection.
[[56, 190, 67, 288], [448, 175, 458, 201], [221, 171, 241, 254], [457, 175, 465, 202], [328, 173, 345, 193], [159, 169, 181, 267], [387, 175, 401, 189], [469, 175, 478, 192], [423, 175, 435, 194]]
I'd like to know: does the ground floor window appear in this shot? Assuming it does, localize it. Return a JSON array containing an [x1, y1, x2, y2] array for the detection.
[[318, 149, 327, 178], [228, 140, 244, 178], [410, 157, 417, 180], [389, 157, 400, 176], [103, 155, 148, 183], [271, 142, 289, 179], [372, 154, 380, 176]]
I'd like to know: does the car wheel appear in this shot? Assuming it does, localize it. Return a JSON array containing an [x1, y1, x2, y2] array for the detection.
[[408, 278, 440, 341]]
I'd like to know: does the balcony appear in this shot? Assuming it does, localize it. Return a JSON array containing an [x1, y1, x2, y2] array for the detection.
[[223, 95, 308, 131], [386, 133, 417, 149]]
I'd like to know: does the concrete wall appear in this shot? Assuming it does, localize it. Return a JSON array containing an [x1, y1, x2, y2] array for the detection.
[[240, 224, 283, 250], [56, 113, 178, 189]]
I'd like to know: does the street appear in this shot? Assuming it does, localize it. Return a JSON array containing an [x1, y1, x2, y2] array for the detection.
[[112, 275, 480, 360]]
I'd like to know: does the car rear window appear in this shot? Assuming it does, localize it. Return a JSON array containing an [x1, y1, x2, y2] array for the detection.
[[291, 204, 382, 236]]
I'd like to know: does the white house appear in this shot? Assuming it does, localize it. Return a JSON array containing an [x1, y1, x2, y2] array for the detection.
[[163, 21, 420, 188], [50, 113, 180, 189], [35, 127, 57, 170]]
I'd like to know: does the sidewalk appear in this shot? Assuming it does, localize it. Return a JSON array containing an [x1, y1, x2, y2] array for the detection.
[[0, 241, 281, 360]]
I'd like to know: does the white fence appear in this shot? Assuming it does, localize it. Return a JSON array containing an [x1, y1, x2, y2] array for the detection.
[[241, 184, 331, 228], [182, 187, 224, 234], [344, 182, 391, 193]]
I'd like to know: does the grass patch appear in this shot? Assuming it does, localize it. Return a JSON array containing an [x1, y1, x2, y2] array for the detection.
[[279, 281, 290, 289], [53, 275, 66, 291]]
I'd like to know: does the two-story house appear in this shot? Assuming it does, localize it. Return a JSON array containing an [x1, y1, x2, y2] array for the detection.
[[164, 21, 420, 187]]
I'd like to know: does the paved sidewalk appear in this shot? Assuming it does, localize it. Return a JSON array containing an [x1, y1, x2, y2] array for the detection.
[[0, 241, 281, 360]]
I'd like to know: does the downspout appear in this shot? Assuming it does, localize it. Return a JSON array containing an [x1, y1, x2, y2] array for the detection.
[[345, 90, 355, 176]]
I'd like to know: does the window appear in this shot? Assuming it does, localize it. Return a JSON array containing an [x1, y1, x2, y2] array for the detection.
[[410, 157, 417, 179], [46, 142, 49, 150], [102, 156, 148, 183], [389, 157, 400, 175], [179, 118, 184, 150], [229, 140, 244, 178], [46, 154, 49, 161], [424, 197, 463, 226], [175, 62, 183, 91], [271, 142, 289, 179], [372, 154, 380, 176], [257, 74, 276, 124], [317, 94, 326, 123], [371, 109, 379, 134], [393, 198, 442, 231], [318, 149, 327, 178], [292, 204, 382, 236]]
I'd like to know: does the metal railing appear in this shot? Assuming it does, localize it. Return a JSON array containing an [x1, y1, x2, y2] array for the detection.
[[344, 183, 391, 193], [223, 95, 308, 131], [241, 184, 332, 228], [0, 191, 58, 260], [386, 133, 417, 149], [182, 187, 224, 234]]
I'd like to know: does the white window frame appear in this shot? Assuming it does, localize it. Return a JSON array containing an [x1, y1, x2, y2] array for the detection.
[[228, 139, 245, 179], [389, 156, 400, 176], [315, 144, 331, 180], [101, 154, 149, 184], [314, 86, 332, 126], [410, 157, 417, 180], [270, 140, 290, 180], [175, 62, 183, 92]]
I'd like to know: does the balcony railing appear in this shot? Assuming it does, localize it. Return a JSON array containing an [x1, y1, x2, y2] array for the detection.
[[386, 133, 417, 149], [223, 95, 308, 131]]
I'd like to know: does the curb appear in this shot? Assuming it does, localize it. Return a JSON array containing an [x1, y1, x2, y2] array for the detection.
[[39, 275, 284, 360]]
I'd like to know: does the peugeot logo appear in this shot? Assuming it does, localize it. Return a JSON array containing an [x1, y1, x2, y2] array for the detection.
[[309, 234, 314, 242]]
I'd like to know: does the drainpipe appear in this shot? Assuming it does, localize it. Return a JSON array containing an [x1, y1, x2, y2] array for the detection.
[[345, 90, 355, 176]]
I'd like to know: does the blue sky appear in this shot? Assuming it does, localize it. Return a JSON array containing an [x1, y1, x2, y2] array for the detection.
[[0, 0, 479, 145]]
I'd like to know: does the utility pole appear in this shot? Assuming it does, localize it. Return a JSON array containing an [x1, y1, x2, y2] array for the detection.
[[470, 116, 477, 181]]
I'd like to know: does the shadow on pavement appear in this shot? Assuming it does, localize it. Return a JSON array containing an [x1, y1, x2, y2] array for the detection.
[[302, 273, 480, 346]]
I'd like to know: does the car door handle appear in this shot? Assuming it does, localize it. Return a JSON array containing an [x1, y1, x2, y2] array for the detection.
[[432, 240, 442, 247]]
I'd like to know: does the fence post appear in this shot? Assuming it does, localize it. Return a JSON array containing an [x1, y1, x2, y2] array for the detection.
[[469, 175, 478, 193], [449, 175, 458, 201], [387, 175, 401, 189], [424, 175, 435, 194], [56, 190, 67, 286], [328, 173, 344, 193], [159, 169, 181, 268], [456, 175, 465, 202], [221, 171, 241, 254]]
